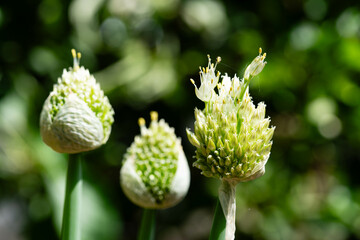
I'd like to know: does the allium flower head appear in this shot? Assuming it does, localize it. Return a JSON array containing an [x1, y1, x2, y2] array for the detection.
[[40, 49, 114, 153], [187, 48, 274, 240], [187, 49, 274, 240], [187, 48, 274, 183], [120, 112, 190, 209]]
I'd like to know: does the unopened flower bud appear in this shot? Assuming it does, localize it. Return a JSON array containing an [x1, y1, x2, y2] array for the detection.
[[244, 48, 267, 81], [120, 112, 190, 209], [40, 49, 114, 154]]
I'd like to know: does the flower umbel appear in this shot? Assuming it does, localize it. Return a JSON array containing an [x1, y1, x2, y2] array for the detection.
[[187, 49, 274, 240], [120, 112, 190, 209], [187, 49, 273, 182], [40, 49, 114, 153]]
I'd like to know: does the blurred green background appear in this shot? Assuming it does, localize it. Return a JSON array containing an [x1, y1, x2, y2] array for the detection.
[[1, 0, 360, 239]]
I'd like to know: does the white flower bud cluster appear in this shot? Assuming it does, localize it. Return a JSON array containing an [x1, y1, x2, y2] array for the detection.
[[40, 50, 114, 153]]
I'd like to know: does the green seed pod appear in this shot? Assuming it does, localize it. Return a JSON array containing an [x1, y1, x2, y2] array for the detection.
[[120, 112, 190, 209], [40, 49, 114, 153]]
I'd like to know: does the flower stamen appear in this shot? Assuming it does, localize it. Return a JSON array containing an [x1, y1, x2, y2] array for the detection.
[[71, 49, 81, 71]]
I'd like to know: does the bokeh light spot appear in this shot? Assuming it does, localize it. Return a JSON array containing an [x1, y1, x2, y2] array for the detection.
[[38, 0, 62, 25], [304, 0, 327, 21], [29, 47, 59, 75], [100, 18, 127, 49], [290, 22, 319, 50], [107, 0, 150, 17], [336, 8, 360, 38], [306, 97, 341, 138], [306, 97, 336, 125], [318, 115, 342, 139], [181, 0, 228, 38], [336, 38, 360, 71]]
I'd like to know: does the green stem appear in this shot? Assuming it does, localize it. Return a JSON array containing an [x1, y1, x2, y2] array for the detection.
[[209, 199, 226, 240], [138, 208, 156, 240], [238, 80, 250, 103], [61, 154, 82, 240]]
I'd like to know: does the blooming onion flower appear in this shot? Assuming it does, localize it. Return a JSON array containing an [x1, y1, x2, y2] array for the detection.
[[187, 49, 274, 240], [120, 111, 190, 209], [40, 49, 114, 154]]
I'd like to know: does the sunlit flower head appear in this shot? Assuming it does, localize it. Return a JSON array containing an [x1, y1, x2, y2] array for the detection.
[[187, 48, 274, 182], [40, 49, 114, 153], [186, 48, 273, 240]]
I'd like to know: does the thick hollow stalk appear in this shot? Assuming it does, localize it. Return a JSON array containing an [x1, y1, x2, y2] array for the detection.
[[210, 180, 238, 240], [137, 208, 156, 240], [61, 154, 82, 240]]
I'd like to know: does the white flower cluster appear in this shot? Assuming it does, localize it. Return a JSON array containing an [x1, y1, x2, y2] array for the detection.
[[191, 49, 267, 108], [187, 48, 271, 240]]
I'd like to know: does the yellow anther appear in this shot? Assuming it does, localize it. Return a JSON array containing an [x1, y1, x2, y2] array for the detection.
[[190, 78, 195, 85], [217, 71, 220, 77], [71, 49, 76, 58], [150, 111, 158, 121], [261, 53, 267, 60], [138, 117, 146, 126], [216, 56, 221, 63], [71, 49, 81, 70], [259, 47, 262, 55], [211, 78, 214, 84]]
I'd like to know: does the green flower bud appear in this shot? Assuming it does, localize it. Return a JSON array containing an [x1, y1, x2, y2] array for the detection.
[[40, 49, 114, 153], [120, 112, 190, 209]]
